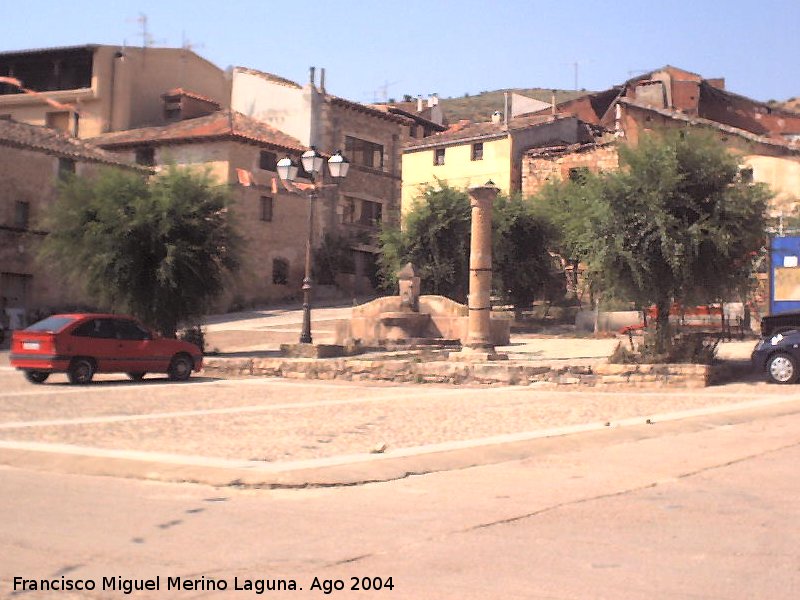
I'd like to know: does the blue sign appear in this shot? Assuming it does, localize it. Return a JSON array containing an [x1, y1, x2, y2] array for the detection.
[[770, 235, 800, 314]]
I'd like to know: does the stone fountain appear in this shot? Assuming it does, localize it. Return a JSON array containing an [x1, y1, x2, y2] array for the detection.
[[335, 263, 510, 349]]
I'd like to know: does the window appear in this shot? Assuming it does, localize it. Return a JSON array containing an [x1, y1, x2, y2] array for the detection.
[[340, 198, 356, 224], [115, 319, 151, 341], [359, 200, 383, 227], [568, 167, 590, 183], [272, 258, 289, 285], [135, 147, 155, 166], [471, 143, 484, 161], [259, 151, 278, 171], [14, 201, 29, 229], [58, 157, 75, 180], [434, 148, 445, 166], [345, 136, 384, 169], [260, 196, 273, 222], [72, 318, 116, 339]]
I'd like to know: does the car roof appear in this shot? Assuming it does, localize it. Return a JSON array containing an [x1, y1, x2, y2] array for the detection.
[[53, 313, 136, 320], [764, 311, 800, 318]]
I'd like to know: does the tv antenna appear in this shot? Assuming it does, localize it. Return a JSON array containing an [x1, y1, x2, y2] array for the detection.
[[373, 80, 400, 103], [562, 59, 594, 91], [127, 13, 166, 48], [181, 31, 205, 53]]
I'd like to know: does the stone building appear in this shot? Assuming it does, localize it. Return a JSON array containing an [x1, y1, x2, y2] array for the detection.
[[91, 110, 319, 309], [521, 141, 619, 197], [0, 45, 229, 138], [0, 119, 142, 326], [523, 65, 800, 214], [402, 113, 595, 215], [231, 67, 420, 290]]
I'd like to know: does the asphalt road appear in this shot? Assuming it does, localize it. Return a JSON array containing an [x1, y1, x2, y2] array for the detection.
[[1, 358, 799, 599]]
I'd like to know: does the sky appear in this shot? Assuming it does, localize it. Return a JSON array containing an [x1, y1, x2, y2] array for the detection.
[[3, 0, 800, 105]]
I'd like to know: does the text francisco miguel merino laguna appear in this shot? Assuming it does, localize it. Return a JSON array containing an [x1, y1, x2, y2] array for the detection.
[[13, 575, 300, 594]]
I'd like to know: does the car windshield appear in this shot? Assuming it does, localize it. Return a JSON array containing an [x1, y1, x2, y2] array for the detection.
[[24, 316, 78, 333]]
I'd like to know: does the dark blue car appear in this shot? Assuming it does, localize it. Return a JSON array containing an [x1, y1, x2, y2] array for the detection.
[[752, 329, 800, 384]]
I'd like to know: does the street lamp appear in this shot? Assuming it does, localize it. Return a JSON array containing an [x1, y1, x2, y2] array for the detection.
[[277, 148, 350, 345]]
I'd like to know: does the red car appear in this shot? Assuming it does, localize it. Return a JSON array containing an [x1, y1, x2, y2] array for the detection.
[[10, 314, 203, 384]]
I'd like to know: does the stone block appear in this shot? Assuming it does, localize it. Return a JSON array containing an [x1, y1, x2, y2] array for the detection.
[[280, 343, 346, 358]]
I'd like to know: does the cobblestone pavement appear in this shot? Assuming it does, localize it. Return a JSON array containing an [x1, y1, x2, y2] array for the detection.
[[0, 359, 792, 469], [0, 306, 769, 484]]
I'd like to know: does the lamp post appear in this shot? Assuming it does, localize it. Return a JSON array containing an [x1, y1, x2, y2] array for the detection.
[[277, 147, 350, 345]]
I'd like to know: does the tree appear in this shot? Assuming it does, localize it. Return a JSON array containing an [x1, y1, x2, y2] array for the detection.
[[378, 185, 471, 301], [534, 173, 608, 300], [493, 195, 563, 316], [546, 131, 770, 351], [41, 166, 241, 337], [378, 185, 559, 311], [313, 233, 356, 285]]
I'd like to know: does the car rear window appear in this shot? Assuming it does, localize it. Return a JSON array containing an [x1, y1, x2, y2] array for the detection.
[[24, 316, 78, 333]]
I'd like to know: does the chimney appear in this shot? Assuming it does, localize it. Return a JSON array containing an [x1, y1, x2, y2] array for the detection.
[[551, 90, 557, 116], [427, 93, 439, 107], [491, 110, 502, 124], [309, 66, 316, 87], [417, 96, 424, 112], [320, 68, 326, 94]]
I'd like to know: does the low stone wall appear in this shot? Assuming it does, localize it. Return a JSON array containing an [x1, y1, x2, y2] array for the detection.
[[203, 355, 737, 387]]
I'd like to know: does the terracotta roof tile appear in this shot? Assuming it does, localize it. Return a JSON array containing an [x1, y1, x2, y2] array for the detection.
[[618, 98, 800, 152], [0, 119, 142, 168], [90, 110, 307, 153], [162, 88, 221, 107], [405, 114, 562, 149]]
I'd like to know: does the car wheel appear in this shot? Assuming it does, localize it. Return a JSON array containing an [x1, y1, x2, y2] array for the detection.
[[68, 358, 95, 385], [168, 354, 193, 381], [127, 372, 146, 381], [767, 352, 798, 384], [24, 370, 49, 384]]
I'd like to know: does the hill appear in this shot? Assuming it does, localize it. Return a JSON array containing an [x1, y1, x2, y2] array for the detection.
[[437, 88, 590, 123]]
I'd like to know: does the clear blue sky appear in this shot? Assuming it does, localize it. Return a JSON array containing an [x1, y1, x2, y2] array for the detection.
[[4, 0, 800, 105]]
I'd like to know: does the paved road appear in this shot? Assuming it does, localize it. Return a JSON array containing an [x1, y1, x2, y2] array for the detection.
[[2, 398, 799, 599]]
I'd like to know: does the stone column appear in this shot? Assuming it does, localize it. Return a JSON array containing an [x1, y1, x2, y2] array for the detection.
[[458, 182, 507, 360]]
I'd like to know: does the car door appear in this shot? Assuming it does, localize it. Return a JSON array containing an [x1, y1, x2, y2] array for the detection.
[[69, 318, 122, 372], [113, 318, 160, 373]]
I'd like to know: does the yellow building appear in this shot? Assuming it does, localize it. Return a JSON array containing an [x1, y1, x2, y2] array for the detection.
[[401, 114, 593, 215]]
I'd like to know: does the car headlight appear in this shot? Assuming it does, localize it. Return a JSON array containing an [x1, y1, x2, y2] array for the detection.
[[771, 333, 784, 345]]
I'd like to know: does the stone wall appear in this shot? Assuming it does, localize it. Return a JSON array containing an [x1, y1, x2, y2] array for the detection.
[[203, 354, 733, 388], [0, 145, 114, 320], [522, 144, 619, 197]]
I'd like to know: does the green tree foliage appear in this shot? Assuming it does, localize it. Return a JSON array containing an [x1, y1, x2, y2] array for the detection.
[[544, 131, 770, 351], [313, 233, 356, 285], [379, 185, 558, 310], [378, 186, 471, 301], [493, 195, 563, 314], [41, 166, 240, 337]]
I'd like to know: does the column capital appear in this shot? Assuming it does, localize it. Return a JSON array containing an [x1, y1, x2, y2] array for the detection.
[[467, 181, 500, 206]]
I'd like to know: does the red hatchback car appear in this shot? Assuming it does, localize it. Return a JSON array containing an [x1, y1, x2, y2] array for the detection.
[[10, 314, 203, 384]]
